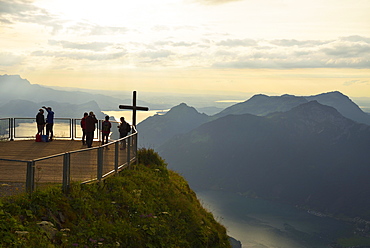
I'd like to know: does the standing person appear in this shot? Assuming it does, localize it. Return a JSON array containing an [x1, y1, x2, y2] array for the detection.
[[101, 115, 112, 146], [85, 111, 98, 148], [118, 117, 131, 150], [36, 109, 45, 135], [80, 112, 88, 145], [42, 106, 54, 141]]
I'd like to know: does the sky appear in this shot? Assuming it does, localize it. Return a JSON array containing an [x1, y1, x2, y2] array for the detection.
[[0, 0, 370, 97]]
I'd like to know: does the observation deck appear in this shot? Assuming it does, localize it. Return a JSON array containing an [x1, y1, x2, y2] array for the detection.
[[0, 118, 137, 197]]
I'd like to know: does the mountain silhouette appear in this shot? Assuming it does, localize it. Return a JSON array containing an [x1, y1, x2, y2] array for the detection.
[[137, 103, 210, 148], [214, 94, 308, 118], [137, 91, 370, 151], [0, 99, 105, 119], [0, 74, 129, 111], [158, 101, 370, 219], [306, 91, 370, 125], [215, 91, 370, 125]]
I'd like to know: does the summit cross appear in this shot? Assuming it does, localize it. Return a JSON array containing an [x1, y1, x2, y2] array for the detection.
[[119, 91, 149, 127]]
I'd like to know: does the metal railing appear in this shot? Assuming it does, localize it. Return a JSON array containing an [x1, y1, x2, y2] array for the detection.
[[0, 118, 137, 195], [0, 117, 121, 141]]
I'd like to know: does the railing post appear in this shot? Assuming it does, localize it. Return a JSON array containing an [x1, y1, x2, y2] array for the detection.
[[71, 119, 74, 141], [10, 118, 14, 141], [98, 120, 102, 142], [127, 136, 131, 169], [115, 141, 119, 173], [97, 147, 103, 180], [134, 133, 138, 165], [26, 161, 35, 194], [62, 153, 70, 193]]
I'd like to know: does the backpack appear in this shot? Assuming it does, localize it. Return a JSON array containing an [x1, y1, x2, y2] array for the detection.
[[102, 121, 111, 132], [126, 122, 131, 133]]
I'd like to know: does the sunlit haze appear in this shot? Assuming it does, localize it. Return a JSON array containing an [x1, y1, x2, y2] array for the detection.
[[1, 0, 369, 97]]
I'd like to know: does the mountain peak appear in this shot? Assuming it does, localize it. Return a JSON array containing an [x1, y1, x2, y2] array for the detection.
[[277, 101, 357, 134], [309, 91, 349, 100], [215, 93, 307, 118], [0, 74, 31, 89], [167, 103, 201, 116], [289, 100, 342, 117]]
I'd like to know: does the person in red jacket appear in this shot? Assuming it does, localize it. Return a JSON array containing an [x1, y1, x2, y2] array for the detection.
[[85, 111, 98, 148], [80, 112, 88, 145]]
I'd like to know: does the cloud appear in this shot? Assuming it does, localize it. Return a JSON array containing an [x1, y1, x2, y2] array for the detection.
[[21, 35, 370, 69], [210, 36, 370, 69], [48, 40, 114, 52], [153, 41, 196, 47], [0, 52, 23, 66], [89, 25, 130, 36], [31, 50, 126, 61], [269, 39, 329, 47], [344, 80, 369, 86], [0, 0, 38, 17], [340, 35, 370, 44], [67, 22, 130, 36], [0, 0, 63, 32], [216, 39, 257, 47], [212, 57, 370, 69], [139, 50, 174, 59], [322, 43, 370, 58]]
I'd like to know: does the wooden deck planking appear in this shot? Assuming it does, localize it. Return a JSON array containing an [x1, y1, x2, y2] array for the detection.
[[0, 140, 128, 182], [0, 140, 94, 160], [0, 140, 132, 197]]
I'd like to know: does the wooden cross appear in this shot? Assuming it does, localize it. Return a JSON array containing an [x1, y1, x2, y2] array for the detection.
[[119, 91, 149, 127]]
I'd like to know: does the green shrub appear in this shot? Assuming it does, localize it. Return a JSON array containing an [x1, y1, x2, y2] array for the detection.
[[0, 149, 231, 247]]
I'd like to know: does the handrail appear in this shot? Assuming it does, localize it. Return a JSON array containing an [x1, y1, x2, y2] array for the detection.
[[0, 119, 138, 195], [0, 158, 30, 163], [0, 117, 114, 141]]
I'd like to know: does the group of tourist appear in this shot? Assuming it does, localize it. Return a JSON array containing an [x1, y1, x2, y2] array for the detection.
[[36, 107, 131, 149], [80, 112, 131, 148]]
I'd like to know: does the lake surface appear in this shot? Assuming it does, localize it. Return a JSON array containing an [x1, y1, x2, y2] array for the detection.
[[4, 122, 76, 139], [196, 190, 352, 248]]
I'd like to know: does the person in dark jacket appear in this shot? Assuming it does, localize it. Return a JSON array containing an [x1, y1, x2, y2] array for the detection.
[[42, 106, 54, 141], [101, 115, 112, 146], [118, 116, 131, 149], [36, 109, 45, 135], [85, 111, 98, 148], [80, 112, 88, 145]]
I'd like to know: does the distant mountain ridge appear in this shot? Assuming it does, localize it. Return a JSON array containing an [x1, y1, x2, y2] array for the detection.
[[0, 99, 105, 119], [306, 91, 370, 125], [137, 91, 370, 151], [214, 93, 308, 117], [158, 101, 370, 219], [0, 75, 158, 116], [215, 91, 370, 125]]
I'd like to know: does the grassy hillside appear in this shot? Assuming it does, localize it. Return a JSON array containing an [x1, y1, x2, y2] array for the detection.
[[0, 149, 231, 248]]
